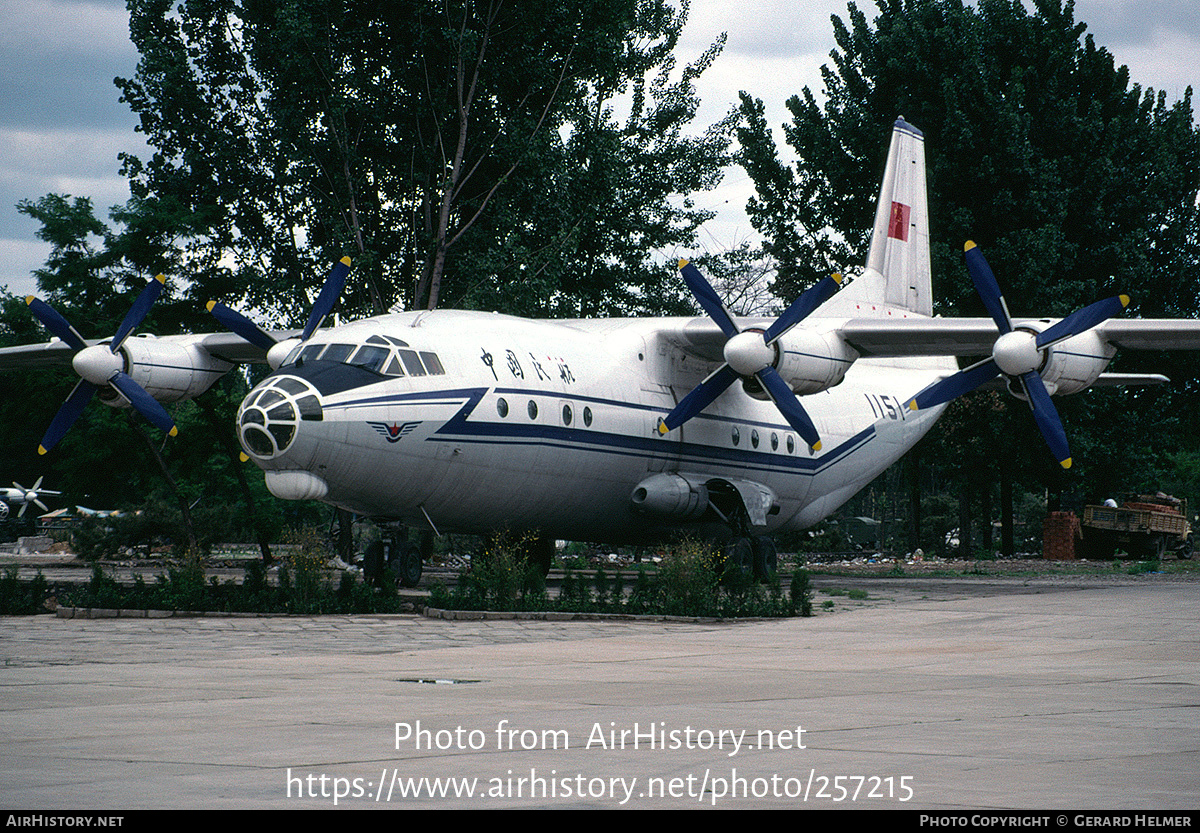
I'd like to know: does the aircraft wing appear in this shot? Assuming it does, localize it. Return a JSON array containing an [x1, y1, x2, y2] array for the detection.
[[0, 330, 295, 371], [837, 317, 1200, 357]]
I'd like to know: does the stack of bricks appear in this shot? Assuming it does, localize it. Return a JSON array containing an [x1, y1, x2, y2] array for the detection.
[[1042, 511, 1081, 560]]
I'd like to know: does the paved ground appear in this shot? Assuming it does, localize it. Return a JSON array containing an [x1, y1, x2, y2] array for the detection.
[[1, 574, 1196, 810]]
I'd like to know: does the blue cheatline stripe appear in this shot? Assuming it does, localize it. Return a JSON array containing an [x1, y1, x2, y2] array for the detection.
[[326, 385, 878, 478]]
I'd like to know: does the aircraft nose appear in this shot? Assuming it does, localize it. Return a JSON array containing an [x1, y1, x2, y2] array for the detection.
[[237, 376, 324, 461]]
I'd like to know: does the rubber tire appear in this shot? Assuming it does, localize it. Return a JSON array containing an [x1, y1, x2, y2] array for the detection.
[[363, 540, 386, 583], [389, 541, 423, 588], [722, 537, 753, 580], [752, 537, 778, 581]]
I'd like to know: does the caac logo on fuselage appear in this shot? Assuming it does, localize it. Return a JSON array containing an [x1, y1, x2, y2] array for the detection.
[[368, 421, 421, 443]]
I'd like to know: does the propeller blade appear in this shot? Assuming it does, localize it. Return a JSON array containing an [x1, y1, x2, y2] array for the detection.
[[1035, 294, 1131, 349], [680, 260, 739, 339], [111, 274, 166, 351], [1019, 371, 1072, 469], [39, 379, 98, 455], [658, 364, 740, 434], [964, 241, 1013, 334], [18, 503, 27, 518], [109, 372, 178, 437], [763, 273, 843, 344], [907, 358, 1000, 412], [26, 298, 87, 351], [301, 256, 352, 341], [33, 499, 48, 513], [206, 301, 278, 351], [756, 366, 822, 450]]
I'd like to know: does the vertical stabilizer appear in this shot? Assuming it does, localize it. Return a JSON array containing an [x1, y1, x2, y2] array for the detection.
[[863, 117, 932, 316]]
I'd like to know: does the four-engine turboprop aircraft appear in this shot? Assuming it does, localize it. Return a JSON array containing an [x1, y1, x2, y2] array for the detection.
[[4, 117, 1200, 584], [0, 476, 60, 522]]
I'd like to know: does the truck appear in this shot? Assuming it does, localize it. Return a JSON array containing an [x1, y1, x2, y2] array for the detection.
[[1080, 495, 1193, 560]]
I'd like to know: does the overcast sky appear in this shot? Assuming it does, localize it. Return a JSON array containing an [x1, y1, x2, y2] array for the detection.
[[0, 0, 1196, 300]]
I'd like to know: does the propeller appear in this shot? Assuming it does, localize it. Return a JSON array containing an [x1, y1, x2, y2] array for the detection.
[[906, 241, 1130, 469], [28, 275, 178, 455], [657, 260, 843, 451], [12, 477, 51, 517], [207, 256, 351, 367]]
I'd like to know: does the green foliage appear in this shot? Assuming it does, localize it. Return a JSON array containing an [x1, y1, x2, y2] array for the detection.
[[790, 569, 813, 617], [0, 569, 51, 615], [735, 0, 1200, 532]]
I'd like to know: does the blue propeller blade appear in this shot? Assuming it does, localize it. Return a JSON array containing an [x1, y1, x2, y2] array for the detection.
[[1035, 294, 1130, 349], [301, 256, 352, 341], [907, 357, 1000, 411], [39, 379, 97, 455], [756, 366, 821, 450], [111, 274, 166, 352], [206, 301, 278, 351], [109, 371, 178, 436], [1019, 371, 1072, 469], [764, 273, 842, 344], [964, 241, 1013, 334], [26, 298, 87, 351], [680, 260, 739, 339], [659, 364, 739, 433]]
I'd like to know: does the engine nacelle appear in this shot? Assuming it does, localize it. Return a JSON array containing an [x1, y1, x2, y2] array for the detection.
[[1011, 323, 1115, 396], [770, 328, 858, 395], [630, 473, 709, 519], [104, 336, 234, 405]]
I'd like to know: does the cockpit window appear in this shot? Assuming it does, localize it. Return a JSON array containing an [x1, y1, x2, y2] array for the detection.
[[349, 345, 389, 372], [419, 351, 444, 375], [279, 336, 447, 377], [320, 343, 355, 363], [399, 349, 427, 376]]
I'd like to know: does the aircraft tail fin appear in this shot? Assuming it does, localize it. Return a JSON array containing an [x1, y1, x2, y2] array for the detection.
[[830, 117, 932, 316]]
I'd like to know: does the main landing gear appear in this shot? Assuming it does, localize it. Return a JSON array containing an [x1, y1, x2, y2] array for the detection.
[[722, 535, 778, 581], [363, 529, 424, 588]]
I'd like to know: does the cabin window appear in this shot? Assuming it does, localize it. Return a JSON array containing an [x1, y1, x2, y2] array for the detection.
[[786, 435, 795, 454], [770, 432, 779, 451], [383, 356, 405, 376], [751, 429, 760, 449], [583, 407, 593, 427], [731, 426, 740, 446], [562, 404, 572, 425], [527, 400, 538, 420], [496, 398, 509, 418]]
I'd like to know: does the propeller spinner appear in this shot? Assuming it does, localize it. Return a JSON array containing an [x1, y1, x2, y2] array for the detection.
[[28, 275, 178, 455], [906, 241, 1130, 469], [207, 256, 351, 369], [657, 260, 842, 451]]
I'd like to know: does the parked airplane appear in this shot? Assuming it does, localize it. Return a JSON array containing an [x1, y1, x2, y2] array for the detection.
[[4, 118, 1199, 583], [0, 476, 60, 521]]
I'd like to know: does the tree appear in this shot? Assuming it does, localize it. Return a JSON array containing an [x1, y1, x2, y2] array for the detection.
[[113, 0, 731, 324], [735, 0, 1200, 549]]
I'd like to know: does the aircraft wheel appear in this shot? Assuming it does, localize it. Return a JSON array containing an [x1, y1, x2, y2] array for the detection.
[[528, 536, 555, 577], [721, 537, 753, 580], [389, 541, 423, 588], [752, 537, 777, 581], [363, 540, 387, 583]]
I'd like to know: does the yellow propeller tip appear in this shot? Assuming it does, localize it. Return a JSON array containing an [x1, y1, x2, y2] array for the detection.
[[908, 399, 919, 411], [25, 295, 34, 305], [1061, 457, 1072, 469], [205, 300, 216, 312], [168, 427, 179, 437], [657, 421, 670, 435], [832, 272, 844, 284], [340, 256, 352, 267], [239, 452, 250, 463], [811, 441, 822, 452], [677, 258, 689, 269], [37, 445, 48, 456], [964, 240, 976, 251], [1119, 294, 1130, 307], [154, 273, 166, 284]]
